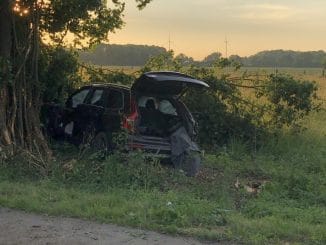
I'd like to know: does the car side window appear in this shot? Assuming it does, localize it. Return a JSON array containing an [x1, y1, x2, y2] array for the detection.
[[90, 89, 104, 106], [70, 88, 90, 108], [107, 89, 123, 110]]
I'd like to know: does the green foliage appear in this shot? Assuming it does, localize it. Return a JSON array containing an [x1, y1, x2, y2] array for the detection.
[[8, 0, 153, 102], [233, 50, 326, 68], [39, 0, 152, 47], [175, 53, 194, 66], [141, 50, 182, 72], [260, 74, 319, 128], [135, 0, 153, 9], [0, 147, 48, 181], [80, 44, 167, 66], [183, 80, 256, 146], [78, 47, 326, 68], [201, 52, 222, 66], [42, 1, 124, 46], [39, 46, 144, 104], [53, 150, 168, 191], [40, 47, 82, 103], [141, 52, 320, 147], [84, 65, 136, 86]]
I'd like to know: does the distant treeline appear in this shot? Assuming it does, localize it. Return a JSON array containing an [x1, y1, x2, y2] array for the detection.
[[230, 50, 326, 68], [79, 44, 167, 66], [79, 44, 326, 68]]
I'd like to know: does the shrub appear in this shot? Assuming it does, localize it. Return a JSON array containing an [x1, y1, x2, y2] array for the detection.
[[141, 52, 320, 147], [40, 47, 82, 104]]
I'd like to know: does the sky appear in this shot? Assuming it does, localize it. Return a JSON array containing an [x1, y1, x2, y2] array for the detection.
[[108, 0, 326, 60]]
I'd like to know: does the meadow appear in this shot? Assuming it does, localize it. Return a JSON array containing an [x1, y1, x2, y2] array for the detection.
[[0, 67, 325, 244], [239, 67, 326, 97]]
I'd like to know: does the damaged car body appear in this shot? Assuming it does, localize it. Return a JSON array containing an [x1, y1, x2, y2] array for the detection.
[[43, 72, 209, 176]]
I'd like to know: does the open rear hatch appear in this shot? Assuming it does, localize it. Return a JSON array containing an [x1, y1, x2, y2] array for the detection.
[[131, 71, 209, 95]]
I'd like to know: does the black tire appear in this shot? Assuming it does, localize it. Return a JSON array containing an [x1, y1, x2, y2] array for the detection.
[[175, 151, 201, 177], [42, 106, 64, 139], [91, 132, 109, 151]]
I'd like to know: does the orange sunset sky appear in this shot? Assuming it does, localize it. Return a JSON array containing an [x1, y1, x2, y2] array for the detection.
[[108, 0, 326, 60]]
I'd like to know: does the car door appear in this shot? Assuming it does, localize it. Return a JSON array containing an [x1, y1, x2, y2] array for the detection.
[[70, 87, 107, 144], [101, 88, 125, 133], [63, 87, 92, 141], [70, 87, 125, 142]]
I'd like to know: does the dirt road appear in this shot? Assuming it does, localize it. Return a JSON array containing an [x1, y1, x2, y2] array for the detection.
[[0, 208, 217, 245]]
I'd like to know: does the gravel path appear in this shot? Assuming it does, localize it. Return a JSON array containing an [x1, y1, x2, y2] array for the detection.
[[0, 208, 218, 245]]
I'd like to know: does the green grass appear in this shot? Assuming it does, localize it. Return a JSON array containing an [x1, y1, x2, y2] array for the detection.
[[0, 180, 229, 239], [1, 111, 326, 244]]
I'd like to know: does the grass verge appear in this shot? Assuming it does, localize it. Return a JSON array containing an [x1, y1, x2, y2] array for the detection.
[[0, 111, 326, 244]]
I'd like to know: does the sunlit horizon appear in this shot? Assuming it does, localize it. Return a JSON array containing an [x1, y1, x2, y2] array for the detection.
[[108, 0, 326, 60]]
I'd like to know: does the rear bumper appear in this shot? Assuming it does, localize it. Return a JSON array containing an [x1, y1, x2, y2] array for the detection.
[[127, 135, 171, 156]]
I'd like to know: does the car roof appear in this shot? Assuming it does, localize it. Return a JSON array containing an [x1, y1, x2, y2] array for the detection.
[[81, 83, 131, 91]]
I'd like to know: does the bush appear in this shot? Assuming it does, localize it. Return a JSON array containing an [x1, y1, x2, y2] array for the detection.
[[40, 46, 82, 104], [261, 74, 319, 128], [141, 52, 320, 147], [85, 66, 136, 86]]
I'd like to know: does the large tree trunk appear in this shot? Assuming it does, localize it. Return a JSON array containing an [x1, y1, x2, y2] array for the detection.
[[0, 0, 13, 146], [0, 0, 51, 171]]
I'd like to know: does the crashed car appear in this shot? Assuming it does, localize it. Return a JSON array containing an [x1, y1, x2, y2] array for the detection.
[[43, 71, 209, 176]]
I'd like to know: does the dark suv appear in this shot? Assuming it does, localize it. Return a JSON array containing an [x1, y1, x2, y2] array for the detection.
[[43, 71, 209, 176]]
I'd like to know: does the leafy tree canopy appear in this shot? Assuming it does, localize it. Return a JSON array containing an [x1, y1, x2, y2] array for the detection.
[[13, 0, 152, 47], [201, 52, 222, 66]]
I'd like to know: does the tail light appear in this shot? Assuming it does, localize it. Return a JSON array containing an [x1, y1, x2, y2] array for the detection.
[[122, 97, 138, 133]]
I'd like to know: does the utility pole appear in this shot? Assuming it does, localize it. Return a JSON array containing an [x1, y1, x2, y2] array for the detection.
[[168, 33, 171, 51], [224, 36, 228, 58]]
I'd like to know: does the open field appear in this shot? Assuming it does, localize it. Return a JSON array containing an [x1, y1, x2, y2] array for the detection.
[[238, 67, 326, 99]]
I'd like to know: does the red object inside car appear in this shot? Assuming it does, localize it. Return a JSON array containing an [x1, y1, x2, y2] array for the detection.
[[122, 97, 138, 133]]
